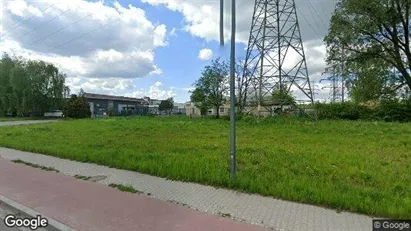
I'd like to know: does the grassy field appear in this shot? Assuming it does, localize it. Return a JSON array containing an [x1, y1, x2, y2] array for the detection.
[[0, 116, 410, 218]]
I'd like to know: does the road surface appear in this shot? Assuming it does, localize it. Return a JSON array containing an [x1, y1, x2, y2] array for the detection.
[[0, 120, 59, 127]]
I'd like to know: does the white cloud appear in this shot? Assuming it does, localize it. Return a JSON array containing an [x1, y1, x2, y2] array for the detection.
[[125, 81, 176, 100], [198, 48, 213, 60], [169, 27, 177, 37], [1, 0, 167, 80], [65, 77, 135, 95]]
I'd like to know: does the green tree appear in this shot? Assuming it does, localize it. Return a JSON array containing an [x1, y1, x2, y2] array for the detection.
[[159, 97, 174, 114], [0, 53, 68, 117], [192, 58, 229, 118], [349, 59, 400, 102], [271, 85, 296, 106], [64, 94, 91, 119], [325, 0, 411, 94], [190, 88, 209, 116]]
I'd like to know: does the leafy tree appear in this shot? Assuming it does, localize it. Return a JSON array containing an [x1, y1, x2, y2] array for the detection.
[[271, 85, 296, 106], [159, 97, 174, 114], [64, 94, 91, 119], [0, 53, 68, 117], [190, 88, 209, 116], [192, 58, 229, 118], [349, 59, 400, 102], [325, 0, 411, 94]]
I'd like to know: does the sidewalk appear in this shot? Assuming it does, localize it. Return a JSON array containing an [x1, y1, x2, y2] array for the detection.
[[0, 158, 267, 231], [0, 148, 374, 231]]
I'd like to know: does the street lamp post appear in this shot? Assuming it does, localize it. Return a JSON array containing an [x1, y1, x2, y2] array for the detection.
[[220, 0, 236, 178], [229, 0, 237, 178]]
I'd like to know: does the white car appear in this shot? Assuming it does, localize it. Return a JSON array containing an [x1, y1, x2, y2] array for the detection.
[[44, 110, 64, 118]]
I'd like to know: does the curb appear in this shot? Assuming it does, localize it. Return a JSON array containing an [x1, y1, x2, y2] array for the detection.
[[0, 195, 76, 231]]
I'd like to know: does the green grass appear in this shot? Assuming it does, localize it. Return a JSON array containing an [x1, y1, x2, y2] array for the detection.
[[0, 116, 410, 218], [11, 159, 60, 172], [108, 183, 141, 193]]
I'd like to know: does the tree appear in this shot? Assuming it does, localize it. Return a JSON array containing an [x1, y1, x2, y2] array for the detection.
[[191, 59, 229, 118], [272, 85, 296, 106], [190, 88, 209, 116], [64, 94, 91, 119], [159, 97, 174, 114], [349, 59, 400, 102], [0, 53, 69, 117], [325, 0, 411, 95]]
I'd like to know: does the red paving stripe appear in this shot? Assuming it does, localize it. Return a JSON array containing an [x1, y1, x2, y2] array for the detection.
[[0, 159, 269, 231]]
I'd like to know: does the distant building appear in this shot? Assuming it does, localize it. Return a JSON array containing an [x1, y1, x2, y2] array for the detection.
[[83, 93, 148, 117], [185, 102, 230, 117], [172, 103, 186, 115]]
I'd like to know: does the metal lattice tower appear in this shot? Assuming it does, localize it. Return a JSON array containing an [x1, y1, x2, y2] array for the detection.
[[320, 66, 344, 103], [242, 0, 313, 115]]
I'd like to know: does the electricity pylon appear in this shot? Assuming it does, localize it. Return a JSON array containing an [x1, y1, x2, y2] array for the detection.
[[320, 66, 344, 103], [241, 0, 313, 116]]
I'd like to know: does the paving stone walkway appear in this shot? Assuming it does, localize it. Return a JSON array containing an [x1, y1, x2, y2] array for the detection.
[[0, 148, 375, 231]]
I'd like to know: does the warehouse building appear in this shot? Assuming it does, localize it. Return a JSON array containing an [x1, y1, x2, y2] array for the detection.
[[84, 93, 149, 117]]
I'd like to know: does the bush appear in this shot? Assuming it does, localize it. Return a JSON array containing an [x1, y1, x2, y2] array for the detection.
[[63, 95, 91, 119], [314, 100, 411, 122], [314, 102, 365, 120], [375, 99, 411, 123], [107, 106, 114, 116]]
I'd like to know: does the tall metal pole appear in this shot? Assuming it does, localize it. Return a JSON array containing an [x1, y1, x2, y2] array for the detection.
[[220, 0, 224, 46], [230, 0, 237, 178]]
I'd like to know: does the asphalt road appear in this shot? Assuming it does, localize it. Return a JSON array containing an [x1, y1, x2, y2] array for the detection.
[[0, 120, 59, 127]]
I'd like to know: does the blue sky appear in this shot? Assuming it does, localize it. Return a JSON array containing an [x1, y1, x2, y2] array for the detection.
[[0, 0, 337, 103]]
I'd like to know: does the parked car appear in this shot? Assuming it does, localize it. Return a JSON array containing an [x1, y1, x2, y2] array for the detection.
[[44, 110, 64, 118]]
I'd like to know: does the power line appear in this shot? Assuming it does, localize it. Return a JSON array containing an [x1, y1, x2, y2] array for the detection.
[[296, 7, 321, 38], [1, 2, 57, 35], [305, 0, 328, 29], [15, 6, 77, 41], [26, 10, 95, 47], [47, 18, 122, 53]]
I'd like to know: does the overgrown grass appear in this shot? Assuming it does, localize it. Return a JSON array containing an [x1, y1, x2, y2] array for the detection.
[[108, 183, 140, 193], [0, 116, 410, 218], [11, 159, 59, 172]]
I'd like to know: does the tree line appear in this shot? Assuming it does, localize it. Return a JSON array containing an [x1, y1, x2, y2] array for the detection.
[[0, 53, 70, 117]]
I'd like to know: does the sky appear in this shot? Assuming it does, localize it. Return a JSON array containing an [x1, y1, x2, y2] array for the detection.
[[0, 0, 338, 103]]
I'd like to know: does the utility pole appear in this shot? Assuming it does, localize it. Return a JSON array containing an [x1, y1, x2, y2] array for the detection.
[[221, 0, 236, 178], [229, 0, 237, 178], [220, 0, 224, 46]]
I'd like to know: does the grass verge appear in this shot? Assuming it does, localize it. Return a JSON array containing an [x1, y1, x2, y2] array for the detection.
[[11, 159, 59, 172], [0, 116, 410, 218]]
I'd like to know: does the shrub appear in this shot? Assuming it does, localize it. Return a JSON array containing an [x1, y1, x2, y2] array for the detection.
[[314, 100, 411, 122], [314, 102, 365, 120], [107, 106, 114, 116], [374, 99, 411, 123], [63, 95, 91, 119]]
